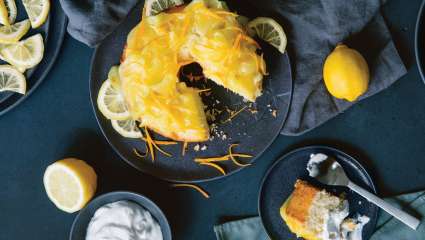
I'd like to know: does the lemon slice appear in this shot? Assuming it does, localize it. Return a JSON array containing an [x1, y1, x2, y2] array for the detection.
[[97, 79, 130, 120], [22, 0, 50, 28], [0, 64, 26, 94], [0, 20, 31, 43], [111, 119, 143, 138], [0, 42, 7, 60], [1, 34, 44, 69], [108, 65, 121, 90], [43, 158, 97, 213], [4, 0, 16, 24], [0, 0, 10, 26], [144, 0, 184, 16], [247, 17, 287, 54]]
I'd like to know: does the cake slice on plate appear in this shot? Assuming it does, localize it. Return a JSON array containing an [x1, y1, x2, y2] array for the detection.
[[280, 180, 350, 240], [280, 180, 369, 240]]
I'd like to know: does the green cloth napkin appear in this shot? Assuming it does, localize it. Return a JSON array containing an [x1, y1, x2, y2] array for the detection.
[[214, 191, 425, 240]]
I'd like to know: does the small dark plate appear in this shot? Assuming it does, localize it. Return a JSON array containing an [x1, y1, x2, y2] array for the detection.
[[69, 191, 172, 240], [259, 146, 378, 240], [416, 0, 425, 82], [90, 1, 293, 182], [0, 1, 67, 116]]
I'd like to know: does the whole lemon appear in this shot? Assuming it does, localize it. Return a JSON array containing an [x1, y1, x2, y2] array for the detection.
[[323, 44, 370, 102]]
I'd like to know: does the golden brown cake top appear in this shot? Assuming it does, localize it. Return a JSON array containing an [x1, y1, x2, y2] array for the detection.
[[284, 180, 320, 224]]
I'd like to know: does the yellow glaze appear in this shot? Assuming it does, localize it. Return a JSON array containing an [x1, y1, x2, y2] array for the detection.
[[119, 0, 266, 142]]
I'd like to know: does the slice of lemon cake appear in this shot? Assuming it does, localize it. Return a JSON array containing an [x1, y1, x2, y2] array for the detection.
[[280, 180, 350, 240]]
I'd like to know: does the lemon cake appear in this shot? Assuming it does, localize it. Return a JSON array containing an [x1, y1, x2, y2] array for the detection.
[[280, 180, 350, 240], [280, 180, 370, 240], [119, 0, 266, 142]]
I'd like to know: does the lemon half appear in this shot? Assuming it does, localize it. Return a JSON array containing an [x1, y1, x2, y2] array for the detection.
[[43, 158, 97, 213]]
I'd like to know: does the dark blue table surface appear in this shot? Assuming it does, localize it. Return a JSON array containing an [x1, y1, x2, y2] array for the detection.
[[1, 1, 425, 239]]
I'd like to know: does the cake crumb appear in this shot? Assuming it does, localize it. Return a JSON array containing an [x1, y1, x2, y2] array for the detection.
[[194, 144, 200, 151], [272, 110, 277, 118]]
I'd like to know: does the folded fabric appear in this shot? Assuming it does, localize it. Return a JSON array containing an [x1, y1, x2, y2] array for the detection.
[[259, 0, 407, 135], [59, 0, 138, 47], [214, 191, 425, 240]]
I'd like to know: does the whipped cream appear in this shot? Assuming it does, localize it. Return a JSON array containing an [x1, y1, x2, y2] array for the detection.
[[86, 200, 163, 240], [320, 200, 350, 240], [341, 215, 370, 240], [307, 153, 329, 177]]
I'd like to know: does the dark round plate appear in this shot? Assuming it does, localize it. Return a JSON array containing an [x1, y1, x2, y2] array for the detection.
[[0, 1, 67, 116], [90, 1, 292, 182], [259, 146, 378, 240], [70, 191, 172, 240], [415, 0, 425, 82]]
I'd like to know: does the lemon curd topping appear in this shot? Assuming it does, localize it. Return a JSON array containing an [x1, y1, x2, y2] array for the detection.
[[119, 0, 266, 142]]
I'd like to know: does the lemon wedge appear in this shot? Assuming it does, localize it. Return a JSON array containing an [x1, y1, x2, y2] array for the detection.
[[4, 0, 16, 24], [0, 64, 26, 94], [0, 0, 10, 26], [1, 34, 44, 69], [0, 20, 31, 43], [97, 79, 130, 120], [43, 158, 97, 213], [22, 0, 50, 28], [144, 0, 184, 16], [111, 119, 143, 138], [248, 17, 287, 54]]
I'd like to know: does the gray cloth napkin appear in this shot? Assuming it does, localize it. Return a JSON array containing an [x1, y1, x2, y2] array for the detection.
[[59, 0, 407, 134], [214, 191, 425, 240], [268, 0, 407, 135], [59, 0, 138, 47]]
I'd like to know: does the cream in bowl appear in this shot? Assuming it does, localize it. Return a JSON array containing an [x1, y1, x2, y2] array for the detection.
[[86, 200, 163, 240]]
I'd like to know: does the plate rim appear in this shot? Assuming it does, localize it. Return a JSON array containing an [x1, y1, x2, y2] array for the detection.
[[69, 191, 172, 240], [415, 0, 425, 83], [89, 37, 293, 183], [258, 145, 378, 239], [0, 8, 68, 117]]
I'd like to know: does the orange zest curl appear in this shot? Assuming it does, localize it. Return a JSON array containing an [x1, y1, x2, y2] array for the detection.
[[194, 144, 253, 168], [141, 137, 178, 146], [229, 144, 252, 167], [182, 142, 188, 156], [133, 147, 148, 158], [223, 105, 248, 123], [172, 184, 210, 198], [200, 162, 226, 175], [143, 127, 173, 161]]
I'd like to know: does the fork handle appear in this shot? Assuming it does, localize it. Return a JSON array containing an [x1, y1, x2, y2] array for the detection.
[[347, 181, 421, 230]]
